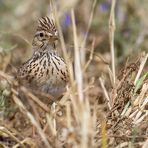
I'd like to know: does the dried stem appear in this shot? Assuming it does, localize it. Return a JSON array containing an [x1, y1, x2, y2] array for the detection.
[[109, 0, 116, 85], [99, 77, 112, 110], [71, 9, 84, 101], [134, 53, 148, 85], [80, 0, 97, 65]]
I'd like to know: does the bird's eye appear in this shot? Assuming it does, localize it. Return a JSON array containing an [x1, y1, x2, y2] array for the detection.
[[39, 33, 44, 37]]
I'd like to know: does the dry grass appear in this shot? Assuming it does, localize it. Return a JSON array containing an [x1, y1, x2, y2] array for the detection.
[[0, 0, 148, 148]]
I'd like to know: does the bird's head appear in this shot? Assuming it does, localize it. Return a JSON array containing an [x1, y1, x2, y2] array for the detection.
[[32, 17, 58, 50]]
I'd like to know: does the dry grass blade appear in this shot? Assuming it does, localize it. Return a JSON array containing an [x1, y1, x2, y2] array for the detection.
[[138, 84, 148, 110], [0, 71, 14, 83], [51, 0, 69, 64], [12, 94, 52, 148], [46, 113, 57, 137], [115, 142, 129, 148], [99, 77, 112, 110], [81, 0, 97, 48], [13, 138, 36, 148], [71, 9, 84, 101], [52, 102, 57, 136], [80, 0, 97, 65], [107, 65, 114, 87], [0, 126, 25, 148], [109, 0, 116, 85], [101, 120, 107, 148], [52, 0, 74, 87], [83, 38, 95, 72], [20, 87, 50, 112], [134, 53, 148, 85], [80, 102, 91, 148], [142, 138, 148, 148]]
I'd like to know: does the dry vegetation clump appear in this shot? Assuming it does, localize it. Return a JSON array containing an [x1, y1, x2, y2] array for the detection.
[[0, 0, 148, 148]]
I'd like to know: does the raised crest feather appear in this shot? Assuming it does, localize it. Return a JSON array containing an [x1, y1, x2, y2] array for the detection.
[[37, 16, 57, 33]]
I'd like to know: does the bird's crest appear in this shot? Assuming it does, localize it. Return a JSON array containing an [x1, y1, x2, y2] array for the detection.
[[37, 16, 57, 34]]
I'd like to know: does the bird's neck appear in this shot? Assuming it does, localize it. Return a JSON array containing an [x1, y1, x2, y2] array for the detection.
[[44, 43, 56, 51], [33, 43, 56, 53]]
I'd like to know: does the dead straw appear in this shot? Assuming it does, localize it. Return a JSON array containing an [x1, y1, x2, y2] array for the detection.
[[109, 0, 116, 85]]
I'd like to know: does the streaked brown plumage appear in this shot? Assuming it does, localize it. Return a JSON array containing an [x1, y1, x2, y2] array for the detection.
[[18, 17, 68, 98]]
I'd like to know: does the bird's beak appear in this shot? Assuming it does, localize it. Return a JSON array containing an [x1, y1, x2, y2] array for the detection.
[[50, 35, 58, 41]]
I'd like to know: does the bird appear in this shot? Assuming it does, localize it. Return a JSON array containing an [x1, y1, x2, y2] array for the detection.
[[18, 17, 69, 99]]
